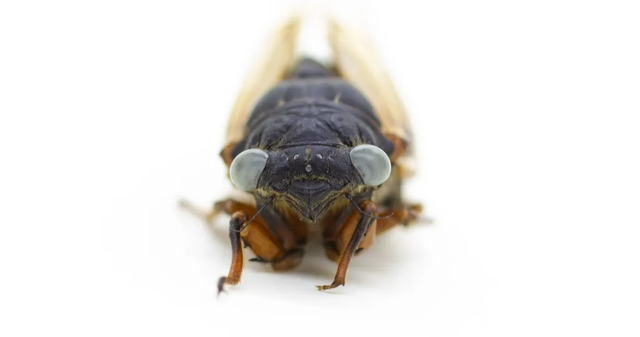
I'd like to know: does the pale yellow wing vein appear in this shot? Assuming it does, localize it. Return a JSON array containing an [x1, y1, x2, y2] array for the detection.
[[328, 18, 415, 176], [224, 17, 301, 146]]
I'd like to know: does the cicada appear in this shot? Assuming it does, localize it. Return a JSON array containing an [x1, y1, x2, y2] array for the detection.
[[185, 16, 422, 292]]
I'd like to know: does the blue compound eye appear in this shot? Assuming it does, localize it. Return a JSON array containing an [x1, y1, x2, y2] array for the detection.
[[349, 144, 392, 186], [229, 149, 269, 191]]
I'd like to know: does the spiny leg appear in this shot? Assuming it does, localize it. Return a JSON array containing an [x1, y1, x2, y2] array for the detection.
[[198, 198, 307, 293], [317, 201, 378, 291], [218, 211, 247, 294]]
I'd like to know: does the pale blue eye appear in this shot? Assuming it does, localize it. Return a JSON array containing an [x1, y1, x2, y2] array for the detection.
[[229, 149, 269, 191], [349, 145, 391, 186]]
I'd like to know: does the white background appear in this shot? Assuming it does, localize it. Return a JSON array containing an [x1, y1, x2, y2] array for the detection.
[[1, 0, 639, 336]]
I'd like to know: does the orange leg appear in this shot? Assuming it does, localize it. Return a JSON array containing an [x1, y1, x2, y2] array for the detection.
[[318, 202, 422, 291], [218, 211, 247, 291], [213, 199, 307, 293], [318, 201, 378, 291], [376, 203, 423, 234], [322, 203, 422, 261]]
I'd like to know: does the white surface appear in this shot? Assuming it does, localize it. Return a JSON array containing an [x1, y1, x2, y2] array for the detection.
[[1, 1, 639, 336]]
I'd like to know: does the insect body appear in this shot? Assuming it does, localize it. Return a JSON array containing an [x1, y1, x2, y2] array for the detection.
[[204, 17, 422, 291]]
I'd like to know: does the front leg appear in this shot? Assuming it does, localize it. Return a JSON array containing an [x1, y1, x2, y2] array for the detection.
[[181, 198, 308, 293], [317, 201, 378, 291], [218, 211, 248, 293]]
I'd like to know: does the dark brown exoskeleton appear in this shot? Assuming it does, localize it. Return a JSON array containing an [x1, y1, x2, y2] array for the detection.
[[184, 17, 422, 291]]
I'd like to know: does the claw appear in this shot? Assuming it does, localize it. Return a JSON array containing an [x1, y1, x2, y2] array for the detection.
[[217, 276, 227, 297], [316, 280, 344, 291], [217, 274, 240, 296]]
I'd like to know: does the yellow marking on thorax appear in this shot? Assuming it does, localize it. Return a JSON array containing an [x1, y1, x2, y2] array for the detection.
[[304, 147, 312, 160]]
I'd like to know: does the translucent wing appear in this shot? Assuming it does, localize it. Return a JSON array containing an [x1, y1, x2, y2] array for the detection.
[[224, 16, 301, 146], [328, 18, 416, 177]]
